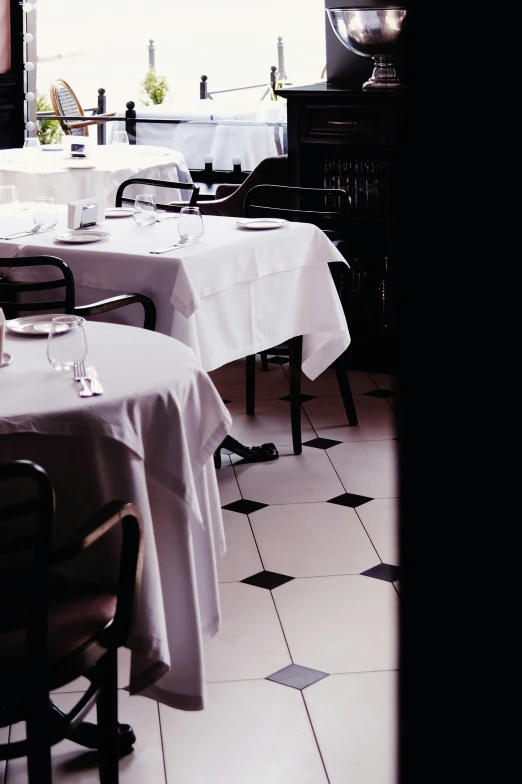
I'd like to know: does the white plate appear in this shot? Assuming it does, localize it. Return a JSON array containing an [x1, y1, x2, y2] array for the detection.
[[105, 208, 133, 219], [54, 230, 109, 244], [65, 160, 97, 170], [235, 218, 289, 230], [6, 314, 85, 336]]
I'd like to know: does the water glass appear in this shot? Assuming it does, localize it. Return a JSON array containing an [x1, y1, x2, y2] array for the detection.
[[47, 316, 87, 371], [23, 137, 41, 150], [111, 131, 129, 146], [133, 194, 157, 226], [34, 196, 58, 230], [0, 185, 20, 212], [178, 206, 204, 243]]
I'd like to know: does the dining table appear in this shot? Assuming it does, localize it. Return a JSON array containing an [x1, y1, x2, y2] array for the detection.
[[0, 320, 232, 712], [0, 205, 351, 382], [0, 143, 193, 206]]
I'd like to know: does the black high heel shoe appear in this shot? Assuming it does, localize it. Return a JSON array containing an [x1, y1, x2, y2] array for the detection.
[[214, 435, 279, 469]]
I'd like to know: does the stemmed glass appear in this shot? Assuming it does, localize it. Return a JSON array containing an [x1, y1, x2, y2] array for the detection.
[[24, 138, 41, 150], [34, 196, 58, 231], [111, 131, 129, 146], [0, 185, 20, 213], [178, 206, 204, 243], [47, 316, 87, 371], [133, 194, 157, 226]]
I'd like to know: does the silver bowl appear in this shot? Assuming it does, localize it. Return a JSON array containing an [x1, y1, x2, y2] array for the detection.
[[326, 7, 407, 90]]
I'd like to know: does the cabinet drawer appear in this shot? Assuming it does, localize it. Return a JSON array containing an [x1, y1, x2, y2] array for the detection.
[[302, 105, 385, 144]]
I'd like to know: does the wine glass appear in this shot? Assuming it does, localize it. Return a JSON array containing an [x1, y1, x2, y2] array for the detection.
[[178, 206, 204, 243], [34, 196, 58, 230], [24, 137, 41, 150], [133, 194, 157, 226], [111, 131, 129, 146], [0, 185, 20, 213], [47, 316, 87, 371]]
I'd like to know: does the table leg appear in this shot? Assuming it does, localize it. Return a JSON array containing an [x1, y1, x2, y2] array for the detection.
[[48, 701, 136, 755], [214, 435, 279, 466]]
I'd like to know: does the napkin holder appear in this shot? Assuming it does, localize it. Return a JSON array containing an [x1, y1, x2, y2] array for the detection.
[[67, 197, 105, 230], [63, 137, 92, 158]]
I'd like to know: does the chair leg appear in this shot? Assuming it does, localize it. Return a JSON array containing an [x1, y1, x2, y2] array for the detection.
[[260, 351, 269, 371], [26, 685, 52, 784], [334, 351, 358, 426], [96, 648, 120, 784], [246, 354, 256, 415], [289, 336, 303, 455]]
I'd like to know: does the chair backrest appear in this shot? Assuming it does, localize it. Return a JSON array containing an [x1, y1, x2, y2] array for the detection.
[[115, 178, 200, 212], [197, 155, 289, 218], [0, 256, 75, 319], [244, 184, 349, 242], [50, 79, 87, 136]]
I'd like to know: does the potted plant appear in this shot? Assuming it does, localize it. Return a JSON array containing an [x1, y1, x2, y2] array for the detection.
[[36, 91, 63, 145], [140, 68, 170, 106]]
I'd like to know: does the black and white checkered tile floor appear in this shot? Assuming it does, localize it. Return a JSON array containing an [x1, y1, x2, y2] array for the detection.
[[0, 356, 399, 784]]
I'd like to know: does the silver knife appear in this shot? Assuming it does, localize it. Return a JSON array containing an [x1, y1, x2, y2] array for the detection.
[[86, 366, 103, 395], [150, 240, 195, 254]]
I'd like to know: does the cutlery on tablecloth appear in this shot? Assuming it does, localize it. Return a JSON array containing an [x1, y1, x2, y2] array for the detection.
[[86, 365, 103, 395], [0, 225, 43, 241], [73, 360, 94, 397], [150, 236, 193, 254]]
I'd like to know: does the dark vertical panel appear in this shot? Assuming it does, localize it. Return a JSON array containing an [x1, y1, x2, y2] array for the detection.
[[0, 0, 24, 148]]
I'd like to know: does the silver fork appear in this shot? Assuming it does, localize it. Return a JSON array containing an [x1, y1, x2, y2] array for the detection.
[[0, 225, 41, 241], [73, 361, 93, 397], [150, 235, 189, 254]]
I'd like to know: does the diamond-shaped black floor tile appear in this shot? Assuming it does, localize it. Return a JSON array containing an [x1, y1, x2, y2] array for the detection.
[[222, 499, 268, 515], [303, 437, 342, 450], [267, 356, 289, 365], [266, 664, 329, 690], [364, 388, 395, 399], [327, 492, 373, 509], [361, 563, 401, 583], [221, 399, 232, 405], [241, 570, 294, 590], [279, 394, 317, 404]]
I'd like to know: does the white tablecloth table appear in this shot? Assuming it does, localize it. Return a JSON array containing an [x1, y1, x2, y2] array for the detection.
[[0, 144, 193, 206], [0, 208, 350, 380], [0, 322, 232, 710], [110, 100, 287, 171]]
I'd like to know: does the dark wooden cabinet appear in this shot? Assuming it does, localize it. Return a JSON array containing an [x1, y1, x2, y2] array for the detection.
[[276, 82, 405, 372]]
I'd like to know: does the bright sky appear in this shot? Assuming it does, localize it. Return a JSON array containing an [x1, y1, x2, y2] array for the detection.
[[36, 0, 326, 110]]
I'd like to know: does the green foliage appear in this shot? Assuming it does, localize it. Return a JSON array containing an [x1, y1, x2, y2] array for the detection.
[[36, 92, 63, 145], [140, 68, 169, 106]]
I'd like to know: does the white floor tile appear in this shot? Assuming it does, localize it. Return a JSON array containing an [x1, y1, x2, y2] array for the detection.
[[51, 647, 131, 693], [304, 672, 398, 784], [289, 367, 377, 397], [234, 446, 345, 505], [273, 575, 399, 674], [160, 679, 328, 784], [250, 502, 378, 577], [225, 400, 315, 447], [217, 510, 263, 582], [357, 498, 399, 566], [6, 690, 165, 784], [303, 394, 397, 442], [216, 459, 241, 507], [328, 440, 399, 499], [367, 372, 397, 391], [209, 359, 290, 401], [204, 582, 291, 682]]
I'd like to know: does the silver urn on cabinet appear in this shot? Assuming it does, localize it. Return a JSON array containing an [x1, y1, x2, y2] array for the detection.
[[326, 7, 407, 90]]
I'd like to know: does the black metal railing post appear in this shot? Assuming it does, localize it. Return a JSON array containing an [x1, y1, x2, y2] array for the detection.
[[200, 75, 209, 100], [270, 66, 277, 92], [125, 101, 137, 145], [97, 88, 106, 145]]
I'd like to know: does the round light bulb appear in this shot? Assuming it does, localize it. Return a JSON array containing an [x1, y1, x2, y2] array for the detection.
[[25, 91, 35, 102], [24, 61, 34, 71], [22, 3, 33, 12], [23, 33, 33, 43], [25, 121, 35, 131]]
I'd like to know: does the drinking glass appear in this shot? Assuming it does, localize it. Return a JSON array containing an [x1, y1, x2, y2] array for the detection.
[[34, 196, 58, 230], [23, 137, 41, 150], [178, 206, 204, 243], [133, 194, 157, 226], [111, 131, 129, 146], [0, 185, 20, 212], [47, 316, 87, 371]]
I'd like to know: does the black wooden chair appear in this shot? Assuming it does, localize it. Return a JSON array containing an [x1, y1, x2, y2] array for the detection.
[[0, 256, 156, 330], [243, 184, 358, 455], [115, 177, 200, 213], [0, 460, 144, 783]]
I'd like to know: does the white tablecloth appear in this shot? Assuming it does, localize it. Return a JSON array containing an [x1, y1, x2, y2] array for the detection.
[[0, 144, 192, 206], [0, 208, 350, 380], [0, 322, 232, 710], [110, 100, 287, 171]]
